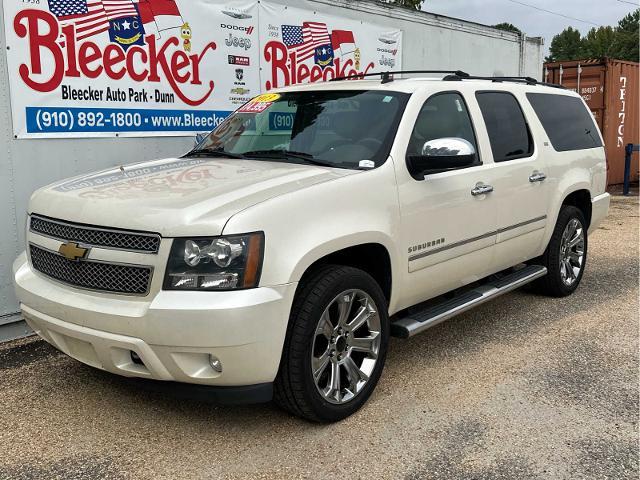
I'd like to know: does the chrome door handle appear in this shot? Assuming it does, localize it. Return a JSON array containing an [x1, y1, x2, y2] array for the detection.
[[529, 171, 547, 183], [471, 183, 494, 196]]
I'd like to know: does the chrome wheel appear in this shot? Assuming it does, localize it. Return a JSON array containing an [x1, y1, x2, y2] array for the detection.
[[311, 289, 381, 405], [559, 218, 585, 286]]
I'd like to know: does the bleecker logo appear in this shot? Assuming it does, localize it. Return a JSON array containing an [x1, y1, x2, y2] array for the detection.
[[13, 9, 217, 106], [264, 22, 374, 89], [221, 24, 254, 34]]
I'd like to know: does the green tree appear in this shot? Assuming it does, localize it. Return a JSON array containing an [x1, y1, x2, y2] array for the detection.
[[610, 9, 639, 61], [581, 26, 615, 58], [493, 23, 522, 35], [547, 26, 583, 62]]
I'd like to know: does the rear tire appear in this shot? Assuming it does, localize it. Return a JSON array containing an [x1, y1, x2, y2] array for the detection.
[[533, 206, 588, 297], [274, 265, 390, 422]]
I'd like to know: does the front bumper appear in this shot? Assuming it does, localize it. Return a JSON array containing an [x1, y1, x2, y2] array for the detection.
[[13, 252, 297, 387]]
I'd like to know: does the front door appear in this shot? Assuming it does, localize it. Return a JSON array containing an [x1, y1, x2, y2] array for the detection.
[[396, 91, 500, 308]]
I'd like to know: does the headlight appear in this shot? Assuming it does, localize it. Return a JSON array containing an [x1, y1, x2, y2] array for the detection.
[[164, 233, 264, 290]]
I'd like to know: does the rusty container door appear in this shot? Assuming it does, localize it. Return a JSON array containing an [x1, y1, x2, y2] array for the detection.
[[544, 59, 639, 185], [603, 59, 639, 185]]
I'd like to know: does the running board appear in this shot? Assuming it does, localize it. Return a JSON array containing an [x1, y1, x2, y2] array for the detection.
[[390, 265, 547, 339]]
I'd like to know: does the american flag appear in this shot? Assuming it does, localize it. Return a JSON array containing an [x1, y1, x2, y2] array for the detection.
[[48, 0, 110, 41], [48, 0, 138, 41], [102, 0, 138, 20], [281, 22, 331, 62]]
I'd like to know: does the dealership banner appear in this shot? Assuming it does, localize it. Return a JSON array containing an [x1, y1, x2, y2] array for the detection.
[[4, 0, 402, 138], [5, 0, 260, 138], [258, 2, 402, 91]]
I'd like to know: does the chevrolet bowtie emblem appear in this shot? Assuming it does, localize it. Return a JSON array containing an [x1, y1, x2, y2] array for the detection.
[[58, 242, 89, 261]]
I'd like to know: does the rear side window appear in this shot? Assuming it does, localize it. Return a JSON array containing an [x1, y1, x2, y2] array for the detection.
[[526, 93, 603, 151], [476, 92, 533, 162]]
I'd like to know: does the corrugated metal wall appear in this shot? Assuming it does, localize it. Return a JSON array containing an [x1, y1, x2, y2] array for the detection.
[[0, 0, 543, 324]]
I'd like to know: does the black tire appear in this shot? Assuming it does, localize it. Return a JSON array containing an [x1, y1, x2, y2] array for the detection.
[[532, 205, 588, 297], [274, 265, 390, 422]]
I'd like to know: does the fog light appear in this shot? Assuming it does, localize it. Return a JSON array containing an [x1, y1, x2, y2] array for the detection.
[[130, 350, 144, 365], [209, 354, 222, 373]]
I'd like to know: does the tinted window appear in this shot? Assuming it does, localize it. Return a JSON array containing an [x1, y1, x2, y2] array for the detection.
[[407, 92, 478, 159], [476, 92, 533, 162], [527, 93, 603, 151]]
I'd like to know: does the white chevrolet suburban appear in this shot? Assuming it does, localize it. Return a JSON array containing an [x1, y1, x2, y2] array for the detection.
[[14, 72, 610, 422]]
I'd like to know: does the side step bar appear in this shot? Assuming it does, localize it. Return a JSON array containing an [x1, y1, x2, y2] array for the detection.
[[391, 265, 547, 339]]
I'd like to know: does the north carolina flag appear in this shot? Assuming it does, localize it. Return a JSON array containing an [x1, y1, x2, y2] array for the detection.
[[135, 0, 183, 36], [331, 30, 356, 55]]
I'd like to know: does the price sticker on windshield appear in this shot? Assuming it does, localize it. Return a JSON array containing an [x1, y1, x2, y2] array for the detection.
[[238, 102, 273, 113]]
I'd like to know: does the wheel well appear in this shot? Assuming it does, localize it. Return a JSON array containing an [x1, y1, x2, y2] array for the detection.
[[301, 243, 392, 301], [562, 190, 592, 228]]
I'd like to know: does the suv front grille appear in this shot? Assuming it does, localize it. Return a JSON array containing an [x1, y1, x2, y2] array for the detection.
[[30, 215, 160, 253], [29, 245, 152, 295]]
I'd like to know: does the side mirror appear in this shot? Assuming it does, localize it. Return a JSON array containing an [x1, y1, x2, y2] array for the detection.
[[407, 137, 478, 179]]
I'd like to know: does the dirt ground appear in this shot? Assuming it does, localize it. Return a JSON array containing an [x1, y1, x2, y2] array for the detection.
[[0, 195, 638, 480]]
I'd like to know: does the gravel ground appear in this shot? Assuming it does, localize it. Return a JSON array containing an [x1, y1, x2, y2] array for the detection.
[[0, 195, 638, 480]]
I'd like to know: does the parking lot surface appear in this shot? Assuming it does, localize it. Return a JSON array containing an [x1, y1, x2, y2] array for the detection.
[[0, 195, 638, 480]]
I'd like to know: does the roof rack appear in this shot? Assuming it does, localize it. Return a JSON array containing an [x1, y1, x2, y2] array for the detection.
[[331, 70, 470, 83], [444, 73, 565, 89], [330, 70, 564, 89]]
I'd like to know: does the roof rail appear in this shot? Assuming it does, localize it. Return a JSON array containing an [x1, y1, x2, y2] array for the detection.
[[331, 70, 470, 83], [444, 73, 565, 89], [329, 70, 564, 89]]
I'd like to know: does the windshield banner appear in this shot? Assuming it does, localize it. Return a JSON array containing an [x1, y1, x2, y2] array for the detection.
[[4, 0, 402, 138]]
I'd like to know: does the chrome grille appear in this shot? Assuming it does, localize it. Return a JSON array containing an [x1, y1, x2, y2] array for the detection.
[[30, 215, 160, 253], [29, 245, 152, 295]]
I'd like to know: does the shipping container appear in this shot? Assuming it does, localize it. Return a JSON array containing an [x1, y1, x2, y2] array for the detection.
[[544, 58, 639, 186], [0, 0, 544, 339]]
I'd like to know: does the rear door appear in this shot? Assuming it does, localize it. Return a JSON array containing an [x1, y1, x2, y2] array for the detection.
[[474, 90, 551, 271]]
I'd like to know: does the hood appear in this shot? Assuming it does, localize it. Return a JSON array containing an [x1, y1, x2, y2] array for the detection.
[[29, 157, 357, 236]]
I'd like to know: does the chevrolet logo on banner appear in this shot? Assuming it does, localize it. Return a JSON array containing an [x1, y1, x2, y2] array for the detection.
[[58, 242, 89, 261]]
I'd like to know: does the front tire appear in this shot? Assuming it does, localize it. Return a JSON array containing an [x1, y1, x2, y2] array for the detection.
[[274, 265, 390, 422], [533, 205, 588, 297]]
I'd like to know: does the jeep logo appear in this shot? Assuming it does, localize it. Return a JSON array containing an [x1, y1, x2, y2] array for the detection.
[[220, 24, 254, 34], [225, 33, 252, 50]]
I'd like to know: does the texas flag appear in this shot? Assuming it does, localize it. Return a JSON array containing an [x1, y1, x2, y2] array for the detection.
[[331, 30, 356, 55], [134, 0, 183, 36]]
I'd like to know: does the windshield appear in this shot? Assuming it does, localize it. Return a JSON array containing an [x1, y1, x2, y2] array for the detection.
[[191, 90, 410, 169]]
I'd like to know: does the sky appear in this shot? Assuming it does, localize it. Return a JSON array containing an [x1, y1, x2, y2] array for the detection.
[[423, 0, 639, 54]]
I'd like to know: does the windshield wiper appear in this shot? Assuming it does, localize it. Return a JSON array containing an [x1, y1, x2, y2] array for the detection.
[[242, 149, 337, 168], [183, 147, 246, 159]]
